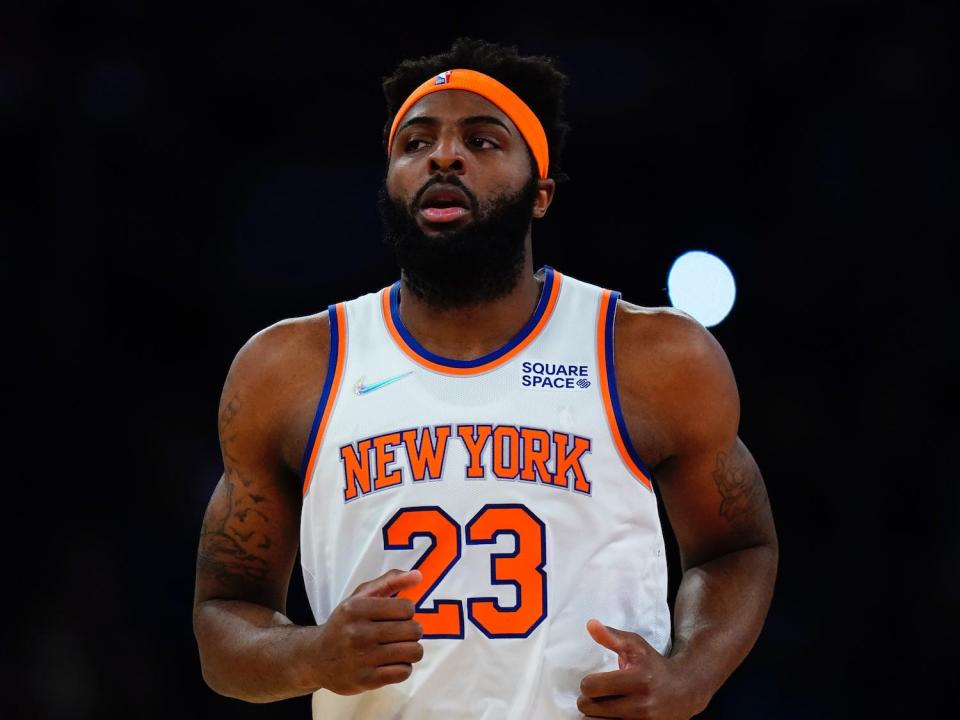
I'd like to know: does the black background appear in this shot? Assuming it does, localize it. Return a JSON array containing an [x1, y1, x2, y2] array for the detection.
[[6, 1, 958, 717]]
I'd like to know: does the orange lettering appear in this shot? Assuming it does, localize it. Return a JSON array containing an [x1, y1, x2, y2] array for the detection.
[[520, 428, 551, 483], [551, 432, 592, 492], [457, 424, 492, 479], [402, 426, 451, 482], [372, 432, 403, 490], [492, 426, 520, 479], [341, 439, 373, 500]]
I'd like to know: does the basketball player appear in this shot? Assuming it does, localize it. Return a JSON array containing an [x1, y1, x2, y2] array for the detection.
[[193, 38, 778, 719]]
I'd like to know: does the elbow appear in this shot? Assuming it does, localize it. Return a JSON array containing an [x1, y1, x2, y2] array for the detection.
[[198, 656, 229, 698], [194, 619, 231, 699], [196, 643, 272, 704], [192, 606, 296, 705], [758, 537, 779, 586], [193, 605, 244, 701], [762, 518, 780, 578], [743, 533, 779, 604]]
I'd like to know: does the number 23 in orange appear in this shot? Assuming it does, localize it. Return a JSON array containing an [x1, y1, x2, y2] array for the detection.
[[382, 504, 547, 639]]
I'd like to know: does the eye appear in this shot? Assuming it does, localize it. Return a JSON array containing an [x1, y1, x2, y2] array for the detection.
[[404, 138, 430, 152], [468, 136, 498, 149]]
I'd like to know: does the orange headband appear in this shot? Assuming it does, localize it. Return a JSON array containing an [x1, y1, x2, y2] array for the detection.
[[387, 68, 549, 180]]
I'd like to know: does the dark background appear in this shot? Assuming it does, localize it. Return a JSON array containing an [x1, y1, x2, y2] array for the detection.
[[6, 1, 957, 717]]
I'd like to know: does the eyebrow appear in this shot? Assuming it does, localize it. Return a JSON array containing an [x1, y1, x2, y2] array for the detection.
[[396, 115, 513, 135]]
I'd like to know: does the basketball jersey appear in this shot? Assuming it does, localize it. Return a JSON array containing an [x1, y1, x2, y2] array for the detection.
[[299, 266, 671, 719]]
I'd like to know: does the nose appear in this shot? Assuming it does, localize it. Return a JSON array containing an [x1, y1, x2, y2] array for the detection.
[[428, 133, 465, 175]]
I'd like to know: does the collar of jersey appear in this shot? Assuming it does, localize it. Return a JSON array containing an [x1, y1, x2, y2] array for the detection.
[[381, 266, 563, 376]]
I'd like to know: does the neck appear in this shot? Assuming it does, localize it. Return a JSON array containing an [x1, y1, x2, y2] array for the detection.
[[397, 250, 542, 361]]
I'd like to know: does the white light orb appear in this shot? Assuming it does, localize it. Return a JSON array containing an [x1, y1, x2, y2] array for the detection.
[[666, 250, 737, 327]]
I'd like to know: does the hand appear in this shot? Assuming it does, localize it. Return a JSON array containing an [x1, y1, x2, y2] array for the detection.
[[577, 619, 704, 719], [312, 569, 425, 696]]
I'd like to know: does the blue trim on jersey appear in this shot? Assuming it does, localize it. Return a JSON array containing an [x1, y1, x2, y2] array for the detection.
[[604, 291, 655, 482], [388, 266, 556, 369], [299, 304, 341, 483]]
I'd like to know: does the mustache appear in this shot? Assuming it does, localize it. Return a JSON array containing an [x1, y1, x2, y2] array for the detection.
[[410, 175, 479, 212]]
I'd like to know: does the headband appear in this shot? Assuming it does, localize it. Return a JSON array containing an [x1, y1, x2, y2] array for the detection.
[[387, 68, 549, 180]]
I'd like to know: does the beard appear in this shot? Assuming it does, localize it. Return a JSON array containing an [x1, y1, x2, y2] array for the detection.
[[377, 172, 540, 309]]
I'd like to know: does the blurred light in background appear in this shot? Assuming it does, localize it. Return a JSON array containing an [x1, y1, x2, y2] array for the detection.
[[667, 250, 736, 327]]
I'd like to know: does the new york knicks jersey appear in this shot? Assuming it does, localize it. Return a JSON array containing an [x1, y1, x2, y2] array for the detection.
[[299, 266, 671, 719]]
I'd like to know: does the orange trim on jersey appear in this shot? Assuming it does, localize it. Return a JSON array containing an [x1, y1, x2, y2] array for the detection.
[[380, 271, 563, 376], [302, 303, 347, 496], [597, 290, 654, 491]]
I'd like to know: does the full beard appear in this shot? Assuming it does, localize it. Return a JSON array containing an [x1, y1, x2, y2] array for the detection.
[[377, 173, 540, 309]]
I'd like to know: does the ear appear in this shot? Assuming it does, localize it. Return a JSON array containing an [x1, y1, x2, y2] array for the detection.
[[532, 178, 556, 219]]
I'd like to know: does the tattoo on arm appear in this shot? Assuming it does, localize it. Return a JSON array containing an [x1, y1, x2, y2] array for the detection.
[[712, 447, 769, 525], [218, 392, 242, 437], [198, 391, 273, 589]]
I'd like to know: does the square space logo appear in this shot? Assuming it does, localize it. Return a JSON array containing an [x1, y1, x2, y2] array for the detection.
[[520, 360, 591, 390]]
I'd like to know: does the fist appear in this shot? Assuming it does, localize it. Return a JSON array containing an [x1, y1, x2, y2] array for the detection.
[[313, 569, 425, 695]]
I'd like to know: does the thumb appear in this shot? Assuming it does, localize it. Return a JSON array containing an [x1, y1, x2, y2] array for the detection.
[[353, 568, 423, 598], [586, 618, 629, 653], [586, 619, 653, 669]]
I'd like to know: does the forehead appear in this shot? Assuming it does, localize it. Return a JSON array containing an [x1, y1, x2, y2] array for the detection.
[[395, 89, 518, 133]]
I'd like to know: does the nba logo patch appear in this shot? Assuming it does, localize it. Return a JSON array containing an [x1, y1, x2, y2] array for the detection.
[[434, 70, 453, 85]]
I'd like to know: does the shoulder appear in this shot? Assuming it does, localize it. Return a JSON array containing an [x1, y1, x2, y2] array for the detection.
[[613, 299, 732, 377], [612, 299, 739, 462], [218, 310, 332, 468], [225, 311, 331, 395]]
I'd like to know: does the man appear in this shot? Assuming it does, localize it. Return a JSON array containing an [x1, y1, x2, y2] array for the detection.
[[193, 37, 778, 719]]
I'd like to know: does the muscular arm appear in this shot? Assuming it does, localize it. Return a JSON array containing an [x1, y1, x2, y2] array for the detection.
[[194, 314, 424, 703], [193, 316, 328, 702], [657, 440, 777, 711], [618, 304, 778, 713]]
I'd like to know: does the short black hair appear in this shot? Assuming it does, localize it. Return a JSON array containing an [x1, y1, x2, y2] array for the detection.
[[382, 37, 572, 184]]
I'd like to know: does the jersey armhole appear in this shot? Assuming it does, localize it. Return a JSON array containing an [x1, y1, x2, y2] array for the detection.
[[300, 303, 347, 496], [596, 290, 655, 492]]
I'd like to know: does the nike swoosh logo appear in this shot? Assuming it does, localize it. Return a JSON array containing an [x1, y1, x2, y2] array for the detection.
[[354, 371, 414, 396]]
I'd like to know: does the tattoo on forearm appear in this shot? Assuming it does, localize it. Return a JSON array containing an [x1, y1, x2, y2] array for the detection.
[[198, 391, 273, 586], [712, 448, 769, 524]]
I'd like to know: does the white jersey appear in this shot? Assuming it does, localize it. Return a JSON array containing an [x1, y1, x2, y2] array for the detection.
[[299, 266, 671, 719]]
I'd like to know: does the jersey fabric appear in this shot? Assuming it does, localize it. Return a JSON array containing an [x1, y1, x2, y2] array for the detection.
[[299, 266, 672, 719]]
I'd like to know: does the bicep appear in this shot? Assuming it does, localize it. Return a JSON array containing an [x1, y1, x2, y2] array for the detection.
[[195, 332, 305, 613], [622, 309, 775, 570], [196, 468, 301, 611], [655, 435, 774, 571]]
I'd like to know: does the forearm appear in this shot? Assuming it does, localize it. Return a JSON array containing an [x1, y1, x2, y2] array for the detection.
[[668, 543, 778, 711], [193, 599, 319, 702]]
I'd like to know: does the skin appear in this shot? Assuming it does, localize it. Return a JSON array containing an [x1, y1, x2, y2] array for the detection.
[[193, 89, 778, 717], [385, 89, 556, 355]]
